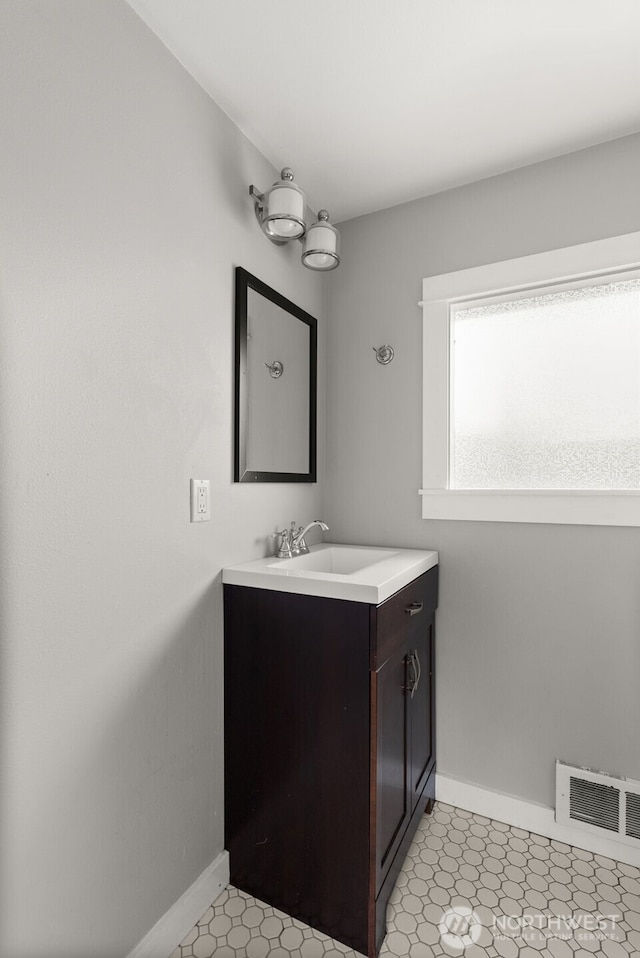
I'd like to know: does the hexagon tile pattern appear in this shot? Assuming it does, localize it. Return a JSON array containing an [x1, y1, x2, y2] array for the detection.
[[171, 802, 640, 957]]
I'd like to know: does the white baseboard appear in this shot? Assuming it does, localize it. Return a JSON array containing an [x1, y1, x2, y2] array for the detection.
[[436, 774, 640, 869], [126, 850, 229, 958]]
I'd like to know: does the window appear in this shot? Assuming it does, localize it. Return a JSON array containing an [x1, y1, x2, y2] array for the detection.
[[421, 232, 640, 525]]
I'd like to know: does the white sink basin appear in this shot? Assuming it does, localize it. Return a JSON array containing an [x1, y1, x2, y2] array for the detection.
[[223, 543, 438, 604], [268, 546, 394, 576]]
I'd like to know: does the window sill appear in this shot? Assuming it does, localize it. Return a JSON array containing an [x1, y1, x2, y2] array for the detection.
[[419, 489, 640, 526]]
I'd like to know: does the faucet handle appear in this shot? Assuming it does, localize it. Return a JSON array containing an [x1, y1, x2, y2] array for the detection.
[[273, 527, 292, 544], [272, 527, 293, 558]]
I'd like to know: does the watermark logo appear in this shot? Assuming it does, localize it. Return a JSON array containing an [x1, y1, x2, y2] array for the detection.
[[439, 906, 483, 950], [494, 912, 620, 944], [438, 907, 621, 950]]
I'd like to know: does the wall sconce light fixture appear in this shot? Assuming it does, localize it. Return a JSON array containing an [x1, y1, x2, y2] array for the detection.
[[250, 167, 340, 271], [302, 210, 340, 271]]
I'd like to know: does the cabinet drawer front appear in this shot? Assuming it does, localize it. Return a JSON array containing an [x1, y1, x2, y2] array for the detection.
[[371, 567, 438, 669]]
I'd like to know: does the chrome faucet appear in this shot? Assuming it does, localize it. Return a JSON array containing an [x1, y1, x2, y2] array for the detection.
[[273, 520, 329, 558], [292, 519, 329, 556]]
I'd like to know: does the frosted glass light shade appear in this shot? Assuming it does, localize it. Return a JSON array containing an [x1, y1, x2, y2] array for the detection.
[[302, 211, 340, 271], [262, 169, 306, 240]]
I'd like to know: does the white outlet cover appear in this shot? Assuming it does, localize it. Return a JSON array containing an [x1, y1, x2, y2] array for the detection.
[[190, 479, 210, 522]]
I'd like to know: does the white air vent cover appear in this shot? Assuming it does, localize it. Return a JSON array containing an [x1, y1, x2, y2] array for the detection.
[[556, 760, 640, 848]]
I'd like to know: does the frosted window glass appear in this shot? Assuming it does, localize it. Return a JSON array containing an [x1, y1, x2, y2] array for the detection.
[[451, 279, 640, 490]]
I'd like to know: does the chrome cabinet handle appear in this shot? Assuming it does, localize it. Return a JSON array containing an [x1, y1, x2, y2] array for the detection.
[[405, 602, 423, 616], [413, 649, 421, 695], [404, 651, 420, 698]]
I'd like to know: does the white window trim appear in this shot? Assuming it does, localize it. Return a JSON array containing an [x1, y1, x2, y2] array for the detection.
[[420, 231, 640, 526]]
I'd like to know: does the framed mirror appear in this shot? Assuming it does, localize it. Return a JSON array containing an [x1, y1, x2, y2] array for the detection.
[[234, 267, 317, 482]]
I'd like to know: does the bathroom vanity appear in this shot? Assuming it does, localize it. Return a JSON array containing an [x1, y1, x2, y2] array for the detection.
[[223, 544, 438, 957]]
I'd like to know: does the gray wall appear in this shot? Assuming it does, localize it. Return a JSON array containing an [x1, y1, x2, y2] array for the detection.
[[327, 134, 640, 808], [0, 3, 325, 957]]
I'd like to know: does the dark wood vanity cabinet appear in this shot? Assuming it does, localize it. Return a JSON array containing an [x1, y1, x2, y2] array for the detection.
[[224, 566, 438, 957]]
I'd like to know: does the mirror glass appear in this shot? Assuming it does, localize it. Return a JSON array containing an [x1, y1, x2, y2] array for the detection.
[[234, 267, 317, 482]]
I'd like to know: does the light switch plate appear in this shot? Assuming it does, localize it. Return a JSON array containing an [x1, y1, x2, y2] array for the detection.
[[190, 479, 210, 522]]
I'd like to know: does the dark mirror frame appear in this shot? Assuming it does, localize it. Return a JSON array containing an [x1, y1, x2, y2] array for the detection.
[[234, 267, 317, 482]]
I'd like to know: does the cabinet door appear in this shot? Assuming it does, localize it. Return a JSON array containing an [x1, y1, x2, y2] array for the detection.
[[408, 617, 435, 810], [374, 642, 410, 891]]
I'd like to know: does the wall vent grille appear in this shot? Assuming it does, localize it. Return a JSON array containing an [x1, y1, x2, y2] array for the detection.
[[626, 793, 640, 841], [569, 776, 619, 832], [556, 761, 640, 849]]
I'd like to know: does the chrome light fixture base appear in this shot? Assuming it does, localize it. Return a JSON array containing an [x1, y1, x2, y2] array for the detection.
[[249, 185, 287, 247]]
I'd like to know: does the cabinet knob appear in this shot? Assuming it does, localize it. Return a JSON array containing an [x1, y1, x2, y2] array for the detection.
[[405, 602, 423, 616]]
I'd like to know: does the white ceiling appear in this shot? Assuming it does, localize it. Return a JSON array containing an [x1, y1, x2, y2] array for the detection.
[[127, 0, 640, 223]]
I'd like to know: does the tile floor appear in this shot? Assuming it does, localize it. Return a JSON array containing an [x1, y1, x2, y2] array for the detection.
[[171, 803, 640, 957]]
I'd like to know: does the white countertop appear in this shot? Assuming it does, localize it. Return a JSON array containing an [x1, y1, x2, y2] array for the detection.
[[222, 542, 438, 604]]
